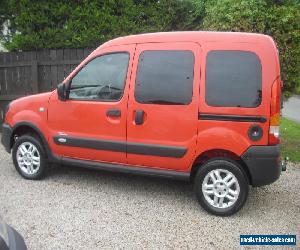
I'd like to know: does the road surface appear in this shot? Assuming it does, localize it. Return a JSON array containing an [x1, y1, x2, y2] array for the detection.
[[282, 95, 300, 123]]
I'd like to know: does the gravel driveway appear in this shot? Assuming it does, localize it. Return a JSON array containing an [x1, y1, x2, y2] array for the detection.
[[0, 145, 299, 249]]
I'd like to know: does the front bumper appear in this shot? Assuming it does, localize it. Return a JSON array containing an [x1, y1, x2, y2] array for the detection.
[[241, 145, 282, 187], [1, 123, 12, 153]]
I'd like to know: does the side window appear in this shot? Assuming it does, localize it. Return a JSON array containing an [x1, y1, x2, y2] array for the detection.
[[135, 50, 194, 105], [69, 53, 129, 101], [206, 51, 262, 107]]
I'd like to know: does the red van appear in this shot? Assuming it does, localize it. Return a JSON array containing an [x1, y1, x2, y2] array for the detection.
[[1, 32, 284, 216]]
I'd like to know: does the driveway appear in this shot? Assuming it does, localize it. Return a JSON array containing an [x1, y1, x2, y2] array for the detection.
[[282, 95, 300, 123], [0, 145, 299, 249]]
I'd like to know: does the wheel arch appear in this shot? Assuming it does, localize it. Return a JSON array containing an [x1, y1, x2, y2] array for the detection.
[[190, 149, 252, 185], [11, 122, 54, 161]]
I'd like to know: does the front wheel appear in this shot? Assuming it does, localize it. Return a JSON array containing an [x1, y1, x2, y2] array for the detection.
[[194, 159, 249, 216], [12, 134, 48, 180]]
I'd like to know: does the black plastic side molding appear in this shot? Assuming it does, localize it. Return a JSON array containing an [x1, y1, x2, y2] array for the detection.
[[53, 136, 126, 152], [1, 123, 13, 153], [53, 135, 187, 158], [199, 113, 267, 123], [61, 156, 190, 181]]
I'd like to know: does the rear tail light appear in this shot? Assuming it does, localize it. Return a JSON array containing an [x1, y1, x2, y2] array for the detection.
[[269, 78, 281, 145], [269, 124, 280, 144]]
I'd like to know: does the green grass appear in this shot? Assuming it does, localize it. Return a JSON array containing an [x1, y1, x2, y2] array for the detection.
[[281, 118, 300, 162]]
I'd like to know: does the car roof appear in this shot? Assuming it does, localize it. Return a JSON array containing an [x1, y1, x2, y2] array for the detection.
[[99, 31, 274, 49]]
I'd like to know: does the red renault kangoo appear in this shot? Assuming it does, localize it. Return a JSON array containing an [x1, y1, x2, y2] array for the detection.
[[1, 32, 284, 216]]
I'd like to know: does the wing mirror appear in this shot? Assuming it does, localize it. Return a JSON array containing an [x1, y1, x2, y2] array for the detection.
[[57, 82, 67, 101]]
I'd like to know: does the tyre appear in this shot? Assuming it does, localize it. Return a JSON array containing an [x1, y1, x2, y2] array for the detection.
[[12, 134, 48, 180], [194, 158, 249, 216]]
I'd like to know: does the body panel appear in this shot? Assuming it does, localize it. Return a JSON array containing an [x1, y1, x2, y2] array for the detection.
[[47, 44, 136, 163], [192, 39, 279, 168], [5, 92, 52, 145], [126, 42, 201, 171]]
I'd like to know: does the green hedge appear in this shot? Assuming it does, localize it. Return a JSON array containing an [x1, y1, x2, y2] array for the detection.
[[1, 0, 299, 94], [200, 0, 300, 96]]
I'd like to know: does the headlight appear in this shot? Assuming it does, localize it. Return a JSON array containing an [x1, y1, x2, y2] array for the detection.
[[0, 217, 10, 248]]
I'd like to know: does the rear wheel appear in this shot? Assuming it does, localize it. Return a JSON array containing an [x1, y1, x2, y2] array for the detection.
[[194, 159, 249, 216], [12, 134, 48, 180]]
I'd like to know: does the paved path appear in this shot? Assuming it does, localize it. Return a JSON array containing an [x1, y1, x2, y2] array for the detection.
[[282, 95, 300, 123]]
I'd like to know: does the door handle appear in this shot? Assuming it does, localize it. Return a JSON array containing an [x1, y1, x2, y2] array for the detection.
[[135, 110, 145, 125], [106, 109, 121, 117]]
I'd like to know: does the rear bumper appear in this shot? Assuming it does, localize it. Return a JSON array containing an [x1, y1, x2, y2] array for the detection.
[[241, 145, 281, 187], [1, 123, 12, 153]]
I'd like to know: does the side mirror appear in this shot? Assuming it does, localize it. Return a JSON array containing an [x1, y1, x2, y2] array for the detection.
[[57, 82, 67, 101]]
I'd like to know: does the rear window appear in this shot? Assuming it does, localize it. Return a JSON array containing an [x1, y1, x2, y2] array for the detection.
[[135, 50, 194, 105], [206, 51, 262, 108]]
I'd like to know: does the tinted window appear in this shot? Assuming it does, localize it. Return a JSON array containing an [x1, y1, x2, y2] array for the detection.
[[69, 53, 129, 101], [135, 51, 194, 105], [206, 51, 262, 107]]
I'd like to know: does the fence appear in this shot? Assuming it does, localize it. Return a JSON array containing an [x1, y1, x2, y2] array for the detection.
[[0, 48, 95, 125]]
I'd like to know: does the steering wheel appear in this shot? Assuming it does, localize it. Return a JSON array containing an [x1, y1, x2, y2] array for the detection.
[[97, 83, 112, 100]]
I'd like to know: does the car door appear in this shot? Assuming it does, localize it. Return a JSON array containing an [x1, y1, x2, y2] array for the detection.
[[126, 42, 201, 171], [47, 44, 135, 163]]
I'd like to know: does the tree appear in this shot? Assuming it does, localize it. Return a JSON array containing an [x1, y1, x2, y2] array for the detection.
[[266, 1, 300, 94]]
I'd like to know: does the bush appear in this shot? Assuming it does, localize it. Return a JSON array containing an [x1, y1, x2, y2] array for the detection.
[[201, 0, 300, 94], [1, 0, 195, 50]]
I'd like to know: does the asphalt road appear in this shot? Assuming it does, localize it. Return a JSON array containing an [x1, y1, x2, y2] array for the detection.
[[0, 145, 299, 249], [282, 95, 300, 123]]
